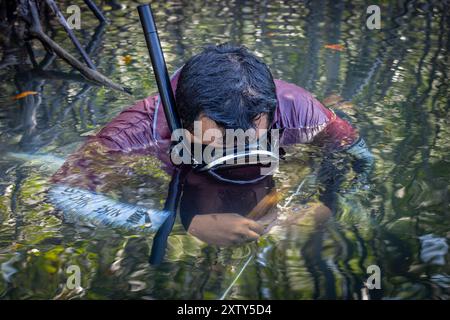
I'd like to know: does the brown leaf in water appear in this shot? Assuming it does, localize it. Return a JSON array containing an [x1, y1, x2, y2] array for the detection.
[[324, 44, 344, 51], [120, 55, 132, 65], [12, 91, 38, 100]]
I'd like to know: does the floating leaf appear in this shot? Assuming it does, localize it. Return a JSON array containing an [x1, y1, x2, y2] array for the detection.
[[324, 44, 344, 51], [120, 55, 132, 65], [12, 91, 38, 100]]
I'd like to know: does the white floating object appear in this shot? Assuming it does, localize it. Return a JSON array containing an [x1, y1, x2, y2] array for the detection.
[[48, 185, 170, 233]]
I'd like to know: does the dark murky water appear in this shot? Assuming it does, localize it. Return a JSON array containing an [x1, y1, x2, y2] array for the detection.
[[0, 0, 449, 299]]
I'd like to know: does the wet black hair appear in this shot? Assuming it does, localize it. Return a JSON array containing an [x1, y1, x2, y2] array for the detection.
[[175, 44, 277, 131]]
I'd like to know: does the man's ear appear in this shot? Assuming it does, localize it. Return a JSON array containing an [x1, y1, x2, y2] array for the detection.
[[254, 113, 269, 129]]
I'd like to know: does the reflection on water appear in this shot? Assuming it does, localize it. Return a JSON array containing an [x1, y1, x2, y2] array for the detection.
[[0, 0, 449, 299]]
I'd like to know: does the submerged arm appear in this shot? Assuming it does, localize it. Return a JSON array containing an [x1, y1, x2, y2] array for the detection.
[[49, 136, 172, 232], [48, 184, 170, 232], [312, 110, 374, 211], [314, 109, 374, 186]]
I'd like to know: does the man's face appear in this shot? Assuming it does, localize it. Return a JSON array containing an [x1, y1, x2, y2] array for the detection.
[[187, 113, 269, 147]]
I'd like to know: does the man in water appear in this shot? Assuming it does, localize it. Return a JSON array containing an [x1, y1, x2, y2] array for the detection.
[[51, 44, 373, 244]]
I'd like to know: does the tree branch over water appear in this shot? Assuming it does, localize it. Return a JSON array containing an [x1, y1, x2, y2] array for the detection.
[[1, 0, 131, 95]]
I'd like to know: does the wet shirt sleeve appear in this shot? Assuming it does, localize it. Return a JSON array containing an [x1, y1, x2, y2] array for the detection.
[[272, 79, 358, 151], [51, 95, 175, 190], [95, 95, 160, 152]]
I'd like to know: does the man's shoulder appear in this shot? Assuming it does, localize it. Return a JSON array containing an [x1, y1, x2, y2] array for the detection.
[[274, 79, 312, 97], [273, 79, 332, 129], [95, 95, 158, 151]]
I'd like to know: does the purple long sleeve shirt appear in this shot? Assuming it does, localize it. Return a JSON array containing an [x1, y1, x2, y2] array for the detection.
[[52, 73, 358, 188]]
